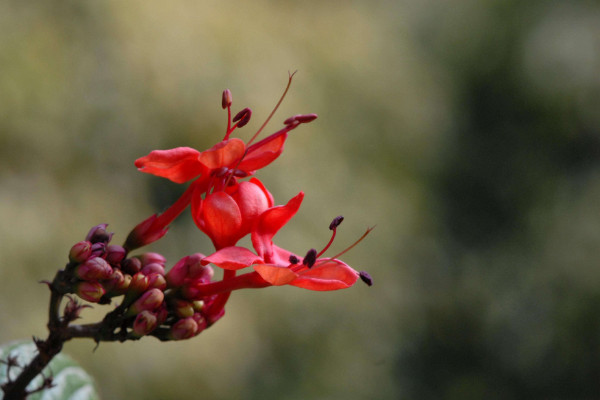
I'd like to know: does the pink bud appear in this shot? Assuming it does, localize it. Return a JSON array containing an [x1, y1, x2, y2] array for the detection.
[[122, 257, 142, 275], [129, 272, 149, 293], [192, 312, 208, 333], [166, 254, 205, 288], [104, 269, 127, 294], [173, 300, 195, 318], [147, 273, 167, 291], [170, 317, 198, 340], [129, 288, 164, 314], [85, 224, 113, 244], [105, 245, 126, 265], [141, 263, 165, 276], [69, 241, 92, 263], [76, 281, 106, 303], [124, 214, 169, 252], [137, 252, 166, 267], [76, 257, 113, 281], [133, 310, 158, 336]]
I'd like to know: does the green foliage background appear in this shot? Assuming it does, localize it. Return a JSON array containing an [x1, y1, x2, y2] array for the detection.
[[1, 0, 599, 399]]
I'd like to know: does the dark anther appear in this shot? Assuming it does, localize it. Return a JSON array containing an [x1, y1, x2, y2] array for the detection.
[[232, 169, 249, 178], [329, 215, 344, 230], [302, 248, 317, 268], [222, 89, 232, 109], [233, 108, 252, 127], [295, 113, 318, 123], [211, 167, 229, 177], [283, 115, 298, 125], [359, 271, 373, 286], [289, 255, 299, 264]]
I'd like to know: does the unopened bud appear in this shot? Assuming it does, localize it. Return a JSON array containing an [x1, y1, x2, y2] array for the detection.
[[105, 245, 126, 265], [124, 214, 169, 252], [170, 317, 199, 340], [76, 257, 113, 281], [85, 224, 113, 244], [122, 257, 142, 275], [232, 107, 252, 128], [141, 263, 165, 276], [129, 272, 150, 293], [192, 300, 204, 311], [129, 288, 164, 315], [105, 269, 129, 294], [75, 281, 106, 303], [147, 273, 167, 291], [173, 300, 195, 318], [90, 242, 106, 258], [192, 313, 208, 333], [166, 254, 205, 287], [137, 252, 166, 267], [133, 310, 158, 336], [69, 241, 92, 263]]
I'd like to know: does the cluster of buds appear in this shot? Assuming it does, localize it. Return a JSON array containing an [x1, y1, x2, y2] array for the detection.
[[56, 73, 372, 343]]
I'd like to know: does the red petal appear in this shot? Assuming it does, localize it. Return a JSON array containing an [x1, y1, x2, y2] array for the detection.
[[230, 180, 271, 237], [253, 264, 298, 286], [135, 147, 205, 184], [197, 138, 246, 170], [289, 259, 359, 291], [238, 131, 288, 172], [251, 192, 304, 262], [202, 247, 263, 270], [195, 192, 242, 249]]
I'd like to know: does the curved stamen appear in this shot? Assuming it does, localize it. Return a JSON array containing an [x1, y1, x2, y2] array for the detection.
[[246, 71, 297, 147]]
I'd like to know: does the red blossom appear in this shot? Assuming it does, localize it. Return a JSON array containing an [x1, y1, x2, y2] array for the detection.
[[197, 193, 364, 293], [128, 78, 317, 250]]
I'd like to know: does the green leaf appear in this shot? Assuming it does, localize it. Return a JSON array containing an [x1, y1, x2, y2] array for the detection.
[[0, 340, 100, 400]]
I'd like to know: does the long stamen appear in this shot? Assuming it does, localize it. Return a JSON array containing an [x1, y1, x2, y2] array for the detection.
[[316, 215, 344, 258], [246, 71, 297, 146], [313, 227, 374, 268]]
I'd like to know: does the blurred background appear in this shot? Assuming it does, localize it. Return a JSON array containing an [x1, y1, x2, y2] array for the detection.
[[1, 0, 600, 398]]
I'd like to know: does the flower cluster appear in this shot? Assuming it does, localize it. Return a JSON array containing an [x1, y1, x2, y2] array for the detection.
[[56, 74, 372, 342]]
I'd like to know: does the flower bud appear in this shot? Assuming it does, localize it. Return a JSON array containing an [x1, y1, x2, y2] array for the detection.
[[137, 252, 166, 267], [147, 273, 167, 291], [170, 317, 198, 340], [129, 288, 164, 315], [85, 224, 113, 244], [192, 312, 208, 333], [192, 300, 204, 311], [122, 257, 142, 275], [172, 300, 195, 318], [105, 245, 126, 265], [76, 257, 113, 281], [75, 281, 106, 303], [90, 242, 106, 258], [166, 254, 205, 288], [124, 214, 169, 252], [104, 269, 127, 294], [141, 263, 165, 276], [133, 310, 158, 336], [69, 241, 92, 263], [129, 272, 149, 293]]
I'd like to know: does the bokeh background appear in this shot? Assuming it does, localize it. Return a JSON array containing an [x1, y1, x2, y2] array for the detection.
[[1, 0, 600, 399]]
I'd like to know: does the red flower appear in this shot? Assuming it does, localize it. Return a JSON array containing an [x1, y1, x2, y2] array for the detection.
[[127, 76, 317, 251], [196, 193, 368, 293]]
